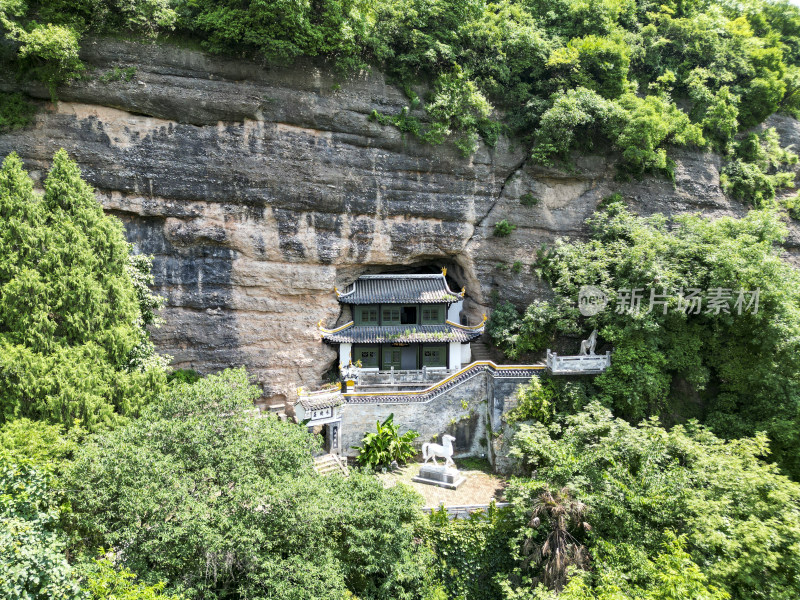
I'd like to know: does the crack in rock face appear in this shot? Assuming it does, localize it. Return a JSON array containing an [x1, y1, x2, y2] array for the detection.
[[1, 38, 796, 403]]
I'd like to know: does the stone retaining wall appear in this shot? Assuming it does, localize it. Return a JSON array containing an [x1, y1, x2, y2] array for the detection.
[[340, 364, 540, 466]]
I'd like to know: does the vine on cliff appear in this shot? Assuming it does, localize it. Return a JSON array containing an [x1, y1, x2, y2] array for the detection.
[[4, 0, 800, 185]]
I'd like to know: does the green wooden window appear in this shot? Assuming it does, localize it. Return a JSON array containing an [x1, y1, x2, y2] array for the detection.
[[354, 305, 378, 325], [382, 307, 401, 325], [421, 304, 445, 324], [422, 345, 446, 367], [382, 345, 402, 369], [353, 345, 379, 368]]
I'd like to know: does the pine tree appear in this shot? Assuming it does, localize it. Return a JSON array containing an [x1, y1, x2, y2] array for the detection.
[[0, 150, 166, 430]]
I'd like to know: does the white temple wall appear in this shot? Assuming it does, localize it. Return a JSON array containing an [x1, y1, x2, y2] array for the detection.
[[448, 342, 462, 369], [338, 343, 352, 367], [461, 343, 471, 365], [448, 299, 463, 322]]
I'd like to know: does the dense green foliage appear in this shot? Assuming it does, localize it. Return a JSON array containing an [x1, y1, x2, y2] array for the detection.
[[721, 127, 798, 206], [353, 412, 420, 469], [0, 461, 83, 600], [66, 370, 430, 600], [0, 92, 35, 132], [490, 200, 800, 478], [5, 0, 800, 170], [424, 504, 520, 600], [82, 558, 181, 600], [0, 418, 81, 599], [487, 301, 561, 359], [500, 403, 800, 599], [494, 219, 517, 237], [505, 376, 557, 425], [0, 151, 166, 430]]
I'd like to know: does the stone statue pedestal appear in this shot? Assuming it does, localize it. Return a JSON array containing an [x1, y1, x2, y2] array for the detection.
[[412, 464, 465, 490]]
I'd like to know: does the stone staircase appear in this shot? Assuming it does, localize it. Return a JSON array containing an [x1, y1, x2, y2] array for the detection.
[[470, 339, 493, 361], [313, 453, 350, 477]]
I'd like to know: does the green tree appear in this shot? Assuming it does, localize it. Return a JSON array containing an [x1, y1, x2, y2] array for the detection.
[[66, 369, 429, 600], [506, 376, 557, 425], [0, 461, 83, 600], [0, 151, 166, 430], [493, 200, 800, 478], [505, 403, 800, 600], [82, 557, 181, 600]]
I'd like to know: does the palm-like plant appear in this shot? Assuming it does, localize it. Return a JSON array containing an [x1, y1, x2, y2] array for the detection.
[[523, 486, 590, 592], [352, 413, 419, 469]]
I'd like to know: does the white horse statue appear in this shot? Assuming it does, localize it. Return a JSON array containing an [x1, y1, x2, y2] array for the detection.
[[579, 329, 598, 356], [422, 434, 456, 469]]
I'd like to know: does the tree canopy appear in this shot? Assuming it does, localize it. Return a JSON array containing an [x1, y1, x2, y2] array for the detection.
[[4, 0, 800, 167], [0, 150, 166, 430], [66, 368, 431, 600], [490, 200, 800, 478], [500, 403, 800, 600]]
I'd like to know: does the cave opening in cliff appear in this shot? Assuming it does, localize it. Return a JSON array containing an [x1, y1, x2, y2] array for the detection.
[[337, 259, 467, 299]]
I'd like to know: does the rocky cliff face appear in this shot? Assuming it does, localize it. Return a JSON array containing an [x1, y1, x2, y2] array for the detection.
[[1, 38, 798, 404]]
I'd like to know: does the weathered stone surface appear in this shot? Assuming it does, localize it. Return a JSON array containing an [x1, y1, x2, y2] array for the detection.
[[1, 38, 798, 401], [340, 376, 489, 457]]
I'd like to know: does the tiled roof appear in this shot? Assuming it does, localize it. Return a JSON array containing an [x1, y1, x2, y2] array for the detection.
[[297, 392, 344, 411], [337, 274, 464, 305], [321, 323, 483, 344]]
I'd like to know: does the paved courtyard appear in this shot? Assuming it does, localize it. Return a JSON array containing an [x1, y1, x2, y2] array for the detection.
[[377, 458, 507, 507]]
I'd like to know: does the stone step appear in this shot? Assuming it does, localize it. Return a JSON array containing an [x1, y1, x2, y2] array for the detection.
[[316, 464, 340, 475], [313, 454, 350, 477], [470, 341, 494, 360]]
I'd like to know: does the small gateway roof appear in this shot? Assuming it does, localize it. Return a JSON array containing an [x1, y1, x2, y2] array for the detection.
[[336, 272, 464, 305]]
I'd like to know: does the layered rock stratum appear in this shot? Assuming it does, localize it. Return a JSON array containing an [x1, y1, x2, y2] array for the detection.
[[1, 38, 798, 404]]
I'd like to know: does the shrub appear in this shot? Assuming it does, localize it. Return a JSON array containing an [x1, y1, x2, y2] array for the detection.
[[82, 557, 180, 599], [781, 193, 800, 219], [0, 93, 36, 132], [721, 128, 798, 207], [353, 413, 419, 469], [0, 462, 82, 600], [505, 375, 556, 425], [493, 219, 517, 237], [166, 368, 202, 385], [520, 193, 540, 206], [487, 300, 563, 359]]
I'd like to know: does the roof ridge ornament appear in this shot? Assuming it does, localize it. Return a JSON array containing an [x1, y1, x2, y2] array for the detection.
[[441, 267, 447, 277], [318, 320, 355, 336], [445, 315, 487, 331]]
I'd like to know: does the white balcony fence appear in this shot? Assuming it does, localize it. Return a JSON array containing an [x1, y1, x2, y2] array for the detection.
[[546, 350, 611, 375]]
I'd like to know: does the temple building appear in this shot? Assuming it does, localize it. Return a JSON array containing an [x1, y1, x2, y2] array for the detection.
[[319, 270, 486, 372]]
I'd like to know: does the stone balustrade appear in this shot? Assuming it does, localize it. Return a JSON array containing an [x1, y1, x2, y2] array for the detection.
[[546, 350, 611, 375]]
